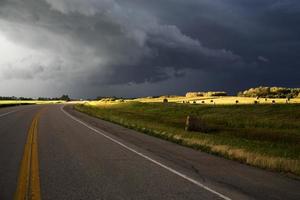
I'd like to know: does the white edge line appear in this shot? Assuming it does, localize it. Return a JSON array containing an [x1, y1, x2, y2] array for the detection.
[[61, 105, 231, 200], [0, 110, 17, 118]]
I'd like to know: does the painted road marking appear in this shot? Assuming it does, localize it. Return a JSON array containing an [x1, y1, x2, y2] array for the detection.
[[14, 110, 43, 200], [0, 110, 17, 118], [61, 106, 232, 200]]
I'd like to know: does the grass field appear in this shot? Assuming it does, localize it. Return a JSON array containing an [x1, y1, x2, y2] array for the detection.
[[75, 100, 300, 176], [133, 96, 300, 104]]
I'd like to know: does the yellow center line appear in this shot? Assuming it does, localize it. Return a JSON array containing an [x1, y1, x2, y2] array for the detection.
[[14, 108, 45, 200]]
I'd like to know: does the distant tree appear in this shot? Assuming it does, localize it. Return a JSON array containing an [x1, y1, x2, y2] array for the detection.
[[237, 92, 243, 97], [0, 96, 19, 100], [60, 94, 70, 101], [186, 91, 227, 98], [95, 96, 104, 100], [238, 86, 300, 98], [19, 97, 33, 100], [38, 97, 49, 101]]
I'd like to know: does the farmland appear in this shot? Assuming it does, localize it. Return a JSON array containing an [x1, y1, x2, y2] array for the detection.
[[132, 96, 300, 104], [75, 98, 300, 176]]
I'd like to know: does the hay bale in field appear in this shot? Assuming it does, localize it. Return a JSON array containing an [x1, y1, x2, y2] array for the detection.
[[163, 98, 168, 103], [272, 100, 276, 104], [186, 91, 227, 98], [186, 92, 204, 98], [185, 115, 215, 133], [206, 91, 227, 97]]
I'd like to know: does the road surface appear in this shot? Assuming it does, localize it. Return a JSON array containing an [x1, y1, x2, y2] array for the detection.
[[0, 104, 299, 200]]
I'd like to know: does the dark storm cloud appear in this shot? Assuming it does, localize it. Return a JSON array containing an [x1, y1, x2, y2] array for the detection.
[[0, 0, 299, 97]]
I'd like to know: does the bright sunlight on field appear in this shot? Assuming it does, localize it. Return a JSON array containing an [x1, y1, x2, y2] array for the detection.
[[133, 96, 300, 105]]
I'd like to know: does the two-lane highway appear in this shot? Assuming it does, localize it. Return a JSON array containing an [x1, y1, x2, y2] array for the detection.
[[1, 104, 300, 199]]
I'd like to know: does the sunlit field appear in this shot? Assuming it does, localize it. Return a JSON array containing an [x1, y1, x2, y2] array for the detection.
[[133, 96, 300, 104], [76, 98, 300, 176]]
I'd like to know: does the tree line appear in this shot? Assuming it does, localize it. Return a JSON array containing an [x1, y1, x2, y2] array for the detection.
[[238, 87, 300, 98], [0, 94, 71, 101]]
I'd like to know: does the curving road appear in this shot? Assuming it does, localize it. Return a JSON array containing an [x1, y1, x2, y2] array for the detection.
[[0, 104, 299, 200]]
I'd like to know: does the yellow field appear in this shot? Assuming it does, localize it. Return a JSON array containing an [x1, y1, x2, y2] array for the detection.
[[131, 96, 300, 105]]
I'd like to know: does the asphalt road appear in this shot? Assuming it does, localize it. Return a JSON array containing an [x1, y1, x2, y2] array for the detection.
[[0, 104, 299, 200]]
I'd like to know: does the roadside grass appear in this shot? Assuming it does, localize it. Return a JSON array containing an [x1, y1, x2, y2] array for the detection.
[[75, 101, 300, 176]]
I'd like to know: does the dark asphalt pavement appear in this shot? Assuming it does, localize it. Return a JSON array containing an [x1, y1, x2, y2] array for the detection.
[[0, 105, 42, 200], [0, 104, 299, 200]]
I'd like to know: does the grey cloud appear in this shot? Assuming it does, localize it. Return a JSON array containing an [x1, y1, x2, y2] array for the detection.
[[0, 0, 242, 85], [257, 56, 269, 63], [2, 64, 44, 80], [0, 0, 299, 98]]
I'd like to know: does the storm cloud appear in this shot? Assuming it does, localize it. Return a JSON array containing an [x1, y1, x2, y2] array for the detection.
[[0, 0, 299, 98]]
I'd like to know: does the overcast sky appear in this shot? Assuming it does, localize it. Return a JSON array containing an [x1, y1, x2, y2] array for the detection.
[[0, 0, 299, 98]]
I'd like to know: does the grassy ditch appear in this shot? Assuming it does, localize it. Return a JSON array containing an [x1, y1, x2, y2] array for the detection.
[[75, 102, 300, 176]]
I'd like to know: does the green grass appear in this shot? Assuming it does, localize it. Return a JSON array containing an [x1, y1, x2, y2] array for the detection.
[[75, 101, 300, 176]]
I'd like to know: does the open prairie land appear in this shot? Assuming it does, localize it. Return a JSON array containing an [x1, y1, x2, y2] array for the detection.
[[133, 96, 300, 104], [76, 100, 300, 176]]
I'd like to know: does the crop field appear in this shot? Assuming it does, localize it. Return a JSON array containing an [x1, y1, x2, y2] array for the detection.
[[75, 99, 300, 176], [133, 96, 300, 104]]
